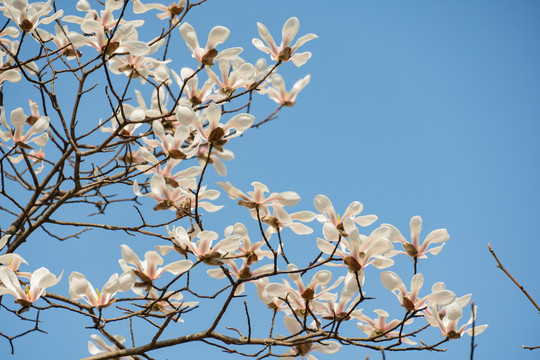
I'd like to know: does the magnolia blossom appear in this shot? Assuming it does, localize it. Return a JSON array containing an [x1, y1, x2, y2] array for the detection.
[[261, 73, 311, 106], [197, 144, 234, 176], [423, 290, 487, 339], [205, 59, 255, 98], [172, 67, 215, 106], [0, 106, 49, 149], [176, 103, 254, 150], [317, 222, 394, 276], [217, 181, 300, 219], [263, 206, 315, 238], [69, 271, 135, 308], [173, 230, 242, 265], [142, 122, 199, 160], [314, 194, 377, 241], [280, 316, 341, 359], [252, 17, 317, 67], [383, 216, 449, 259], [265, 264, 343, 315], [354, 309, 416, 345], [133, 0, 186, 19], [34, 24, 81, 59], [179, 22, 242, 66], [1, 0, 63, 33], [0, 267, 62, 312], [144, 288, 198, 320], [119, 244, 192, 293], [69, 21, 149, 57], [207, 258, 274, 295], [0, 253, 31, 278], [224, 222, 273, 264], [88, 334, 134, 360], [380, 271, 455, 312]]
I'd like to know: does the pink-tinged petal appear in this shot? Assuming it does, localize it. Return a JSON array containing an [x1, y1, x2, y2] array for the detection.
[[425, 244, 445, 256], [198, 201, 224, 212], [269, 191, 300, 207], [380, 271, 406, 293], [251, 38, 270, 54], [10, 107, 26, 140], [446, 302, 463, 321], [313, 194, 333, 214], [348, 228, 360, 256], [205, 26, 230, 50], [0, 267, 24, 297], [409, 216, 422, 248], [291, 33, 318, 52], [68, 271, 92, 300], [291, 51, 312, 67], [223, 113, 254, 134], [343, 201, 363, 218], [355, 214, 378, 227], [120, 41, 151, 56], [365, 238, 393, 259], [28, 132, 49, 147], [256, 22, 277, 53], [382, 223, 407, 244], [179, 22, 200, 55], [207, 267, 227, 279], [311, 270, 332, 288], [0, 69, 21, 83], [214, 47, 243, 61], [35, 268, 62, 289], [81, 19, 105, 44], [206, 103, 222, 129], [121, 244, 141, 266], [410, 273, 424, 299], [369, 256, 393, 268], [283, 315, 301, 335], [317, 237, 340, 256], [423, 228, 449, 246], [464, 324, 488, 336], [163, 259, 192, 275], [265, 283, 290, 297], [216, 181, 248, 200], [281, 17, 300, 48], [311, 341, 341, 355], [427, 290, 456, 306], [288, 223, 313, 235], [213, 236, 242, 253]]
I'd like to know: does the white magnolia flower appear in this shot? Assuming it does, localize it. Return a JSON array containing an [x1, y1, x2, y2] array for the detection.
[[252, 17, 317, 67], [380, 271, 455, 312], [383, 216, 449, 259], [179, 22, 242, 66], [280, 316, 341, 359], [0, 266, 62, 312], [69, 271, 135, 308], [261, 73, 311, 106], [88, 334, 134, 359], [0, 106, 49, 149]]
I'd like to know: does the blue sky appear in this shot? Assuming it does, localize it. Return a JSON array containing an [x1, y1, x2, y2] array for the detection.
[[3, 1, 540, 359]]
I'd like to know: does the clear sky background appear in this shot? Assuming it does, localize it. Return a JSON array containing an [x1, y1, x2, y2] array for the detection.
[[3, 1, 540, 359]]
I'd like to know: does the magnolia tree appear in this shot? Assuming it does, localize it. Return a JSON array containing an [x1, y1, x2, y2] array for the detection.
[[0, 0, 487, 359]]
